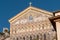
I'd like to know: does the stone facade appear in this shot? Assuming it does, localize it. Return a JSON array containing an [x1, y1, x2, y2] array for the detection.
[[9, 6, 56, 40]]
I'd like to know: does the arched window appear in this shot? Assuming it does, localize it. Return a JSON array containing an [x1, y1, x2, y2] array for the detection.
[[20, 37, 22, 40], [42, 24, 44, 29], [47, 33, 50, 40], [17, 38, 18, 40], [13, 37, 15, 40], [23, 37, 25, 40], [30, 36, 32, 40], [40, 34, 42, 40], [44, 34, 46, 40], [37, 35, 39, 40]]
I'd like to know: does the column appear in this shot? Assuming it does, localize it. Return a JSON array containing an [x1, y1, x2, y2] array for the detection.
[[42, 33, 44, 40]]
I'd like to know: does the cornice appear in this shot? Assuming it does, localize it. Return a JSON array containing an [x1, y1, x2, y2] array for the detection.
[[9, 6, 53, 23]]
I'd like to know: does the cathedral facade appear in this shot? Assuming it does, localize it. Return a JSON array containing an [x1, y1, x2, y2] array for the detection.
[[9, 6, 57, 40]]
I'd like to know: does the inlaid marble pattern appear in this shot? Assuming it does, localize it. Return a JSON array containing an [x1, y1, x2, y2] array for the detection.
[[9, 6, 56, 40]]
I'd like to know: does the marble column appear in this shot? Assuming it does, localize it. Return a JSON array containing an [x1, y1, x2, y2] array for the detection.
[[38, 33, 42, 40]]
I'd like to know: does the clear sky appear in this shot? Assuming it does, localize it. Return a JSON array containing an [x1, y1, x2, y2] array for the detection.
[[0, 0, 60, 32]]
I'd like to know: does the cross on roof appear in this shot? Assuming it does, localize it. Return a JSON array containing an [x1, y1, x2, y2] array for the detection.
[[29, 2, 32, 6]]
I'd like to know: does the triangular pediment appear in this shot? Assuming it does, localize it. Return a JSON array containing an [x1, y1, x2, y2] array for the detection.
[[9, 6, 53, 23]]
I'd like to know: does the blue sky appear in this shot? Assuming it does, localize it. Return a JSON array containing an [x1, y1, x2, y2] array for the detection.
[[0, 0, 60, 32]]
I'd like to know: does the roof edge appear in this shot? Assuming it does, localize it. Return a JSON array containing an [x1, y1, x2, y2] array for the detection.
[[9, 6, 53, 23], [53, 10, 60, 13]]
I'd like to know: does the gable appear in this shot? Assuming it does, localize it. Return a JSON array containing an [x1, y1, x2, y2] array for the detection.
[[9, 6, 53, 23]]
